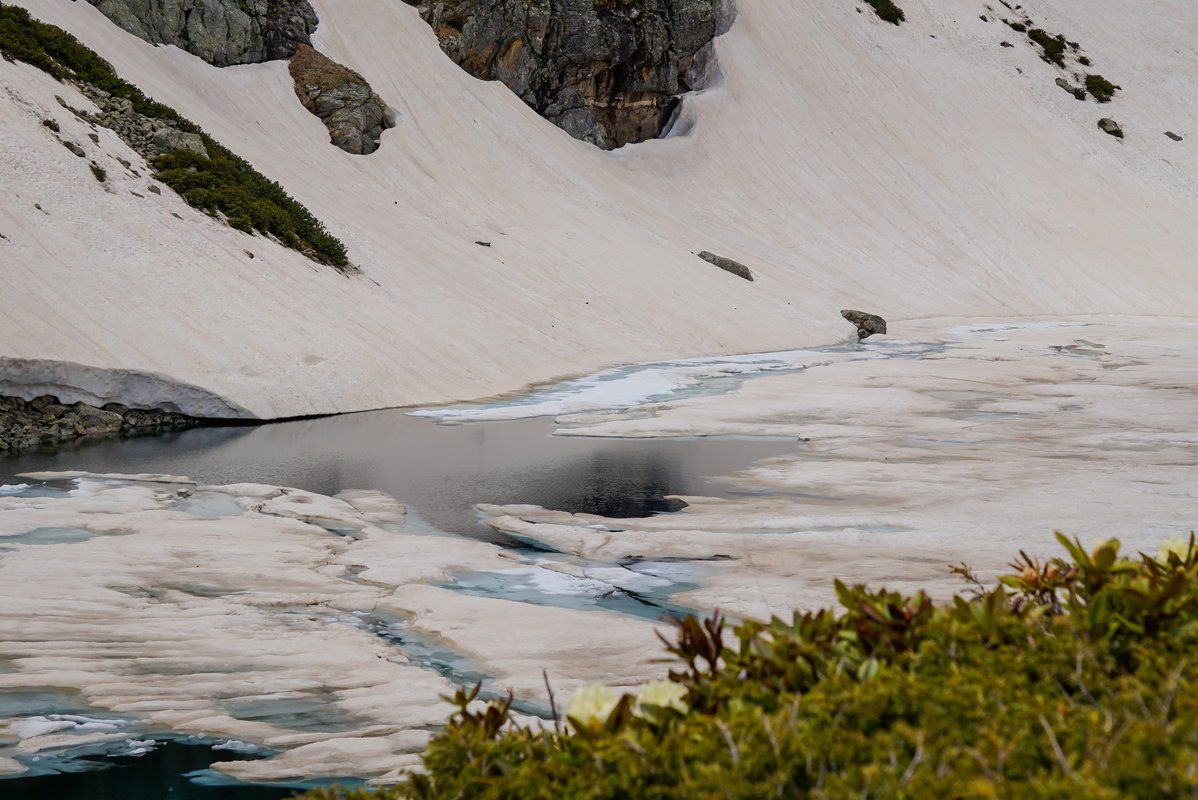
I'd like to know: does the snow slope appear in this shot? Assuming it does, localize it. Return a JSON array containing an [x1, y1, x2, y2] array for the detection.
[[1, 0, 1195, 418]]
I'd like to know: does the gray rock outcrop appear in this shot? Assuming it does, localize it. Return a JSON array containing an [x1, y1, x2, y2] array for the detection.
[[86, 0, 318, 66], [0, 394, 200, 452], [841, 309, 887, 339], [403, 0, 720, 149], [697, 251, 754, 281], [288, 45, 392, 155]]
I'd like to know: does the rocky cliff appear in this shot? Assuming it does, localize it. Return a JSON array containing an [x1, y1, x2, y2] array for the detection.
[[85, 0, 317, 66], [289, 44, 392, 154], [404, 0, 719, 149]]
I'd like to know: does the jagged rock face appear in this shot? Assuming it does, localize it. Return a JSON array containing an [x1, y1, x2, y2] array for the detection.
[[406, 0, 718, 149], [86, 0, 318, 66], [288, 45, 392, 155]]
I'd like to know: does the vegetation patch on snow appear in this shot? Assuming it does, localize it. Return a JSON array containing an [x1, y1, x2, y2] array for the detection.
[[307, 534, 1198, 798], [864, 0, 905, 25], [0, 4, 349, 267], [1085, 74, 1119, 104]]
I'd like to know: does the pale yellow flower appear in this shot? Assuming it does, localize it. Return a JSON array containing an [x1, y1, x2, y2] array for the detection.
[[633, 680, 688, 719], [566, 683, 620, 727], [1157, 536, 1193, 562]]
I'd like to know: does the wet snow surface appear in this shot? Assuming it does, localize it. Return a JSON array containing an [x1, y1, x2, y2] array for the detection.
[[2, 317, 1196, 792]]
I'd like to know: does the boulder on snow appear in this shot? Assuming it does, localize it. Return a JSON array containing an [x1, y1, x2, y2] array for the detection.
[[288, 44, 392, 155], [841, 309, 887, 339], [1098, 118, 1124, 139], [697, 251, 754, 281]]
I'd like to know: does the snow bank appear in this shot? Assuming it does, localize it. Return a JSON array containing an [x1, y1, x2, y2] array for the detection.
[[2, 0, 1196, 417]]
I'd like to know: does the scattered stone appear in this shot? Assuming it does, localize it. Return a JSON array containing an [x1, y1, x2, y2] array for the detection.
[[841, 309, 887, 339], [1055, 77, 1086, 101], [406, 0, 720, 149], [1165, 131, 1183, 142], [147, 184, 162, 194], [85, 0, 318, 66], [697, 251, 755, 282], [475, 240, 491, 247], [61, 139, 86, 157], [88, 132, 100, 144], [287, 44, 392, 155], [1098, 117, 1124, 139], [0, 394, 202, 452], [1000, 40, 1013, 47], [41, 118, 60, 132]]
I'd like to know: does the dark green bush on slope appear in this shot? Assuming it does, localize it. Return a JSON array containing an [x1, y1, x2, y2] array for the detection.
[[1027, 28, 1067, 67], [1085, 74, 1119, 103], [864, 0, 905, 25], [0, 4, 348, 266], [307, 534, 1198, 799]]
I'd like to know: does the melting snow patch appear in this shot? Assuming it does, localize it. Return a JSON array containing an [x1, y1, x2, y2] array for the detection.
[[410, 343, 934, 423], [211, 739, 261, 753]]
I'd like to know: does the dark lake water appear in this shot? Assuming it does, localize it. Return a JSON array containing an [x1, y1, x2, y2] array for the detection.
[[4, 741, 301, 800], [1, 411, 797, 541]]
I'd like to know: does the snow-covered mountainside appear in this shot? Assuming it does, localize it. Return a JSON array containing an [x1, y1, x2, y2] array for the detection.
[[1, 0, 1195, 418]]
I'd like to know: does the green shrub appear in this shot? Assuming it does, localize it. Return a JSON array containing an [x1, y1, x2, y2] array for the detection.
[[1027, 28, 1067, 66], [305, 534, 1198, 799], [864, 0, 905, 25], [89, 162, 106, 182], [0, 4, 348, 266], [1085, 73, 1119, 103]]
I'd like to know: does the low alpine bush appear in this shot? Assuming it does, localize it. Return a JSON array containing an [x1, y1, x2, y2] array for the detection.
[[1085, 74, 1119, 103], [864, 0, 905, 25], [305, 534, 1198, 799]]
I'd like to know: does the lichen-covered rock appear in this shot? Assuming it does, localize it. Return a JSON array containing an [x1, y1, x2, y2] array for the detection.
[[698, 250, 754, 281], [0, 394, 201, 452], [86, 0, 318, 66], [841, 309, 887, 339], [405, 0, 719, 149], [288, 45, 392, 155]]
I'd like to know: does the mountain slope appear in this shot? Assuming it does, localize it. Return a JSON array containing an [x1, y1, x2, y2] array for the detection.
[[1, 0, 1195, 418]]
